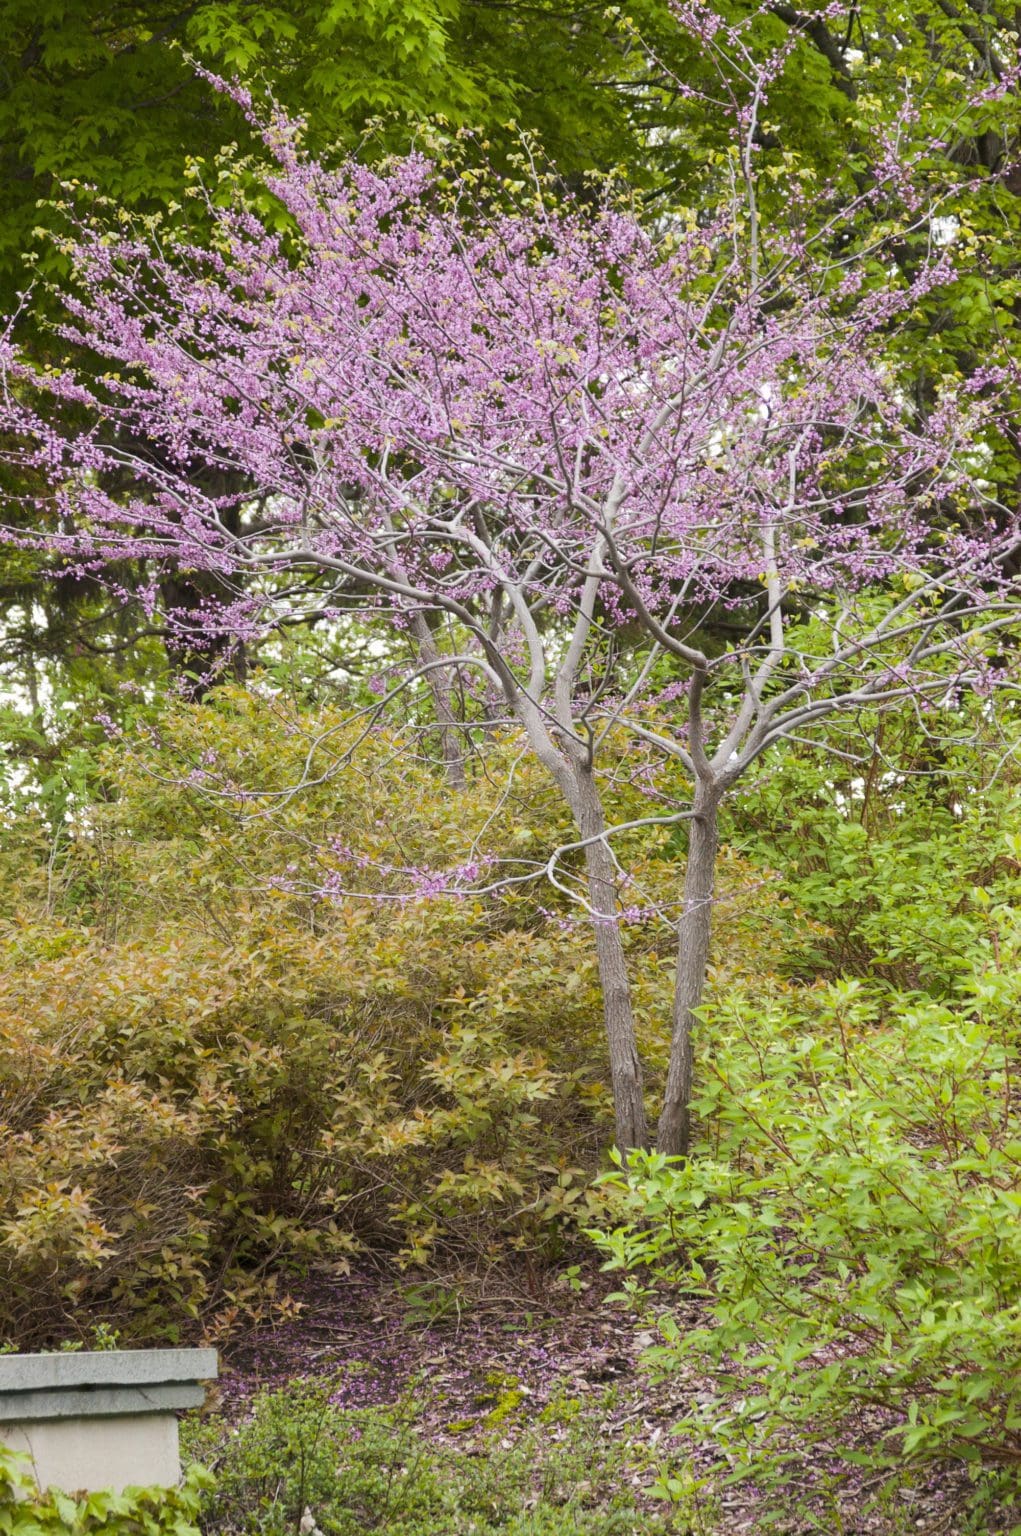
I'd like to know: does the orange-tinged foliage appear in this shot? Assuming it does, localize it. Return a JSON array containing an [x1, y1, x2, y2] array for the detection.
[[0, 691, 790, 1345]]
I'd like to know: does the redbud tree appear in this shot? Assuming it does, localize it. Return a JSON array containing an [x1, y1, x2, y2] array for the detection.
[[2, 14, 1018, 1155]]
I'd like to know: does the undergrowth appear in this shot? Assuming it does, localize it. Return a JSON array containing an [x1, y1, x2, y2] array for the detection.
[[181, 1376, 707, 1535]]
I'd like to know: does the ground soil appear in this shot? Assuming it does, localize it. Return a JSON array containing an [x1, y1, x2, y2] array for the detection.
[[215, 1263, 999, 1536]]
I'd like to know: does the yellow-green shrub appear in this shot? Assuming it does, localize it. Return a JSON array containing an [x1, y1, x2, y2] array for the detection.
[[0, 690, 784, 1346]]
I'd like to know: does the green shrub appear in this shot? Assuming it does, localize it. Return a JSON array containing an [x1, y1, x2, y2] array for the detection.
[[594, 898, 1021, 1513], [728, 707, 1021, 995], [0, 1445, 211, 1536]]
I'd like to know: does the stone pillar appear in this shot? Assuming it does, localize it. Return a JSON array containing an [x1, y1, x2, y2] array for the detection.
[[0, 1348, 218, 1494]]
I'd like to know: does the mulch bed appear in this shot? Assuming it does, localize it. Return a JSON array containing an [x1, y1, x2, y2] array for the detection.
[[215, 1263, 1005, 1535]]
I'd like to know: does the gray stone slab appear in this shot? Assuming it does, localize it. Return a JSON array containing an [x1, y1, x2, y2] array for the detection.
[[0, 1349, 217, 1397], [5, 1412, 182, 1494], [0, 1383, 207, 1423]]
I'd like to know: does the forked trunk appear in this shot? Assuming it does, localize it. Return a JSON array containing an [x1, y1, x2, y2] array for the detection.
[[572, 766, 649, 1154], [657, 781, 720, 1157]]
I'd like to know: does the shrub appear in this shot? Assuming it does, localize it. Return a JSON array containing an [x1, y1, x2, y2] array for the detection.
[[0, 1445, 211, 1536], [0, 685, 786, 1345], [0, 690, 785, 1346], [0, 777, 608, 1340], [594, 891, 1021, 1512], [728, 707, 1021, 995]]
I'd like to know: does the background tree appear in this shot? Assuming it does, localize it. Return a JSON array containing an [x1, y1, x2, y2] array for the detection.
[[0, 0, 679, 307]]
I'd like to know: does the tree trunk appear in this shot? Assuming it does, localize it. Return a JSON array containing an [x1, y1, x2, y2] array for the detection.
[[409, 613, 467, 790], [572, 765, 649, 1154], [657, 779, 720, 1157]]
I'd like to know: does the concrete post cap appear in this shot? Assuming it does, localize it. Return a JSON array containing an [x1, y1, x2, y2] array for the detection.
[[0, 1349, 218, 1423]]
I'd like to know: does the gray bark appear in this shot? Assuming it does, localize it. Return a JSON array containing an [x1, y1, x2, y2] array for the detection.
[[409, 613, 468, 790], [657, 778, 721, 1157], [571, 765, 649, 1154]]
